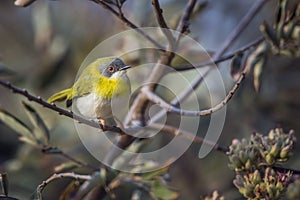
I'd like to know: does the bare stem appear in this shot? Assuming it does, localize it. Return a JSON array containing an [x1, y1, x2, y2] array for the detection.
[[143, 68, 246, 116], [152, 0, 176, 50], [37, 172, 91, 195], [42, 146, 99, 171], [174, 36, 264, 71], [91, 0, 165, 50]]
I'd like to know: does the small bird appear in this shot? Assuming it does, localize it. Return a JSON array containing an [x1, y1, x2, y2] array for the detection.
[[48, 56, 131, 123]]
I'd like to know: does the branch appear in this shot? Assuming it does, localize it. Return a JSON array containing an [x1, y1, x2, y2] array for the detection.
[[148, 123, 229, 153], [143, 68, 246, 117], [214, 0, 269, 59], [174, 36, 264, 71], [36, 172, 91, 196], [91, 0, 165, 50], [42, 147, 99, 171], [176, 0, 197, 39], [152, 0, 176, 50], [0, 80, 123, 134]]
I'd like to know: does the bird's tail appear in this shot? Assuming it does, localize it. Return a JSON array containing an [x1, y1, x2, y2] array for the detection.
[[47, 88, 73, 106]]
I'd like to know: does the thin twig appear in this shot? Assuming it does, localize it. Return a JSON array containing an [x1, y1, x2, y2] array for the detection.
[[176, 0, 197, 40], [91, 0, 165, 50], [143, 68, 245, 116], [37, 172, 91, 195], [0, 80, 123, 134], [174, 36, 264, 71], [148, 123, 229, 153], [214, 0, 269, 59], [42, 147, 99, 171], [152, 0, 176, 50]]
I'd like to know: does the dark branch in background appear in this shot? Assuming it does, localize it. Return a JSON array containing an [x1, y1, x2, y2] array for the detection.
[[214, 0, 269, 59], [152, 0, 176, 50], [0, 80, 123, 134], [42, 147, 99, 171], [174, 36, 265, 71], [143, 65, 246, 116], [90, 0, 165, 50]]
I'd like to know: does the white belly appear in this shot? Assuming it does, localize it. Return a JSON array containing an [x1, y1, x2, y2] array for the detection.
[[75, 93, 112, 119]]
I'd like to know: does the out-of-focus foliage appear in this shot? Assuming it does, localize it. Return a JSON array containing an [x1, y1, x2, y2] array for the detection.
[[228, 128, 296, 200]]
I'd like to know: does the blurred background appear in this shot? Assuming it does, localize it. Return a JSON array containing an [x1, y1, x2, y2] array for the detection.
[[0, 0, 299, 199]]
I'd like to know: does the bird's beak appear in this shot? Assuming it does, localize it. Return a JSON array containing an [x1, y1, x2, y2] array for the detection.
[[120, 65, 131, 71]]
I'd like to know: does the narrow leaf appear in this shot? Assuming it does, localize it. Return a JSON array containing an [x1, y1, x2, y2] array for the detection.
[[14, 0, 37, 7], [253, 57, 266, 92], [260, 21, 279, 48], [143, 166, 169, 180], [230, 51, 244, 81], [54, 162, 79, 173], [0, 108, 35, 142], [151, 179, 179, 200], [19, 136, 39, 147], [22, 102, 50, 145]]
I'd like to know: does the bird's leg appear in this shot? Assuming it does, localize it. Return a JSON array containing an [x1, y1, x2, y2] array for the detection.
[[97, 118, 106, 126]]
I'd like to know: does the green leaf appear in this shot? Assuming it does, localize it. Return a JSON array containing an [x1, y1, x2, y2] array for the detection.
[[143, 166, 169, 180], [230, 51, 244, 81], [22, 102, 49, 146], [253, 57, 266, 92], [0, 63, 14, 76], [151, 179, 179, 200], [0, 108, 36, 145], [54, 162, 80, 173]]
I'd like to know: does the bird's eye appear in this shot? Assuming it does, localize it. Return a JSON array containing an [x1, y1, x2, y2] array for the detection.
[[108, 66, 115, 73]]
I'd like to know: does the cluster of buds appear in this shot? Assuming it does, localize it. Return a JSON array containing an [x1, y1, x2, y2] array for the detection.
[[227, 128, 296, 172], [287, 177, 300, 200], [227, 128, 296, 199], [260, 0, 300, 57], [233, 168, 292, 200]]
